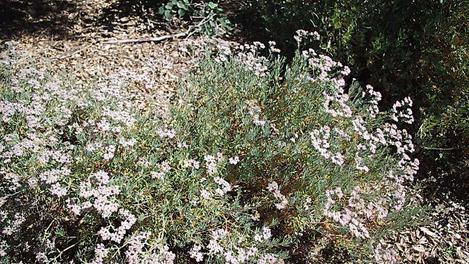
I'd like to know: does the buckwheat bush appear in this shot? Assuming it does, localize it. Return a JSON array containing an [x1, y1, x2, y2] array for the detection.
[[0, 34, 419, 263]]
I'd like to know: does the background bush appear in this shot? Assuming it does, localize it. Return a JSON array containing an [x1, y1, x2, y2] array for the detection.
[[158, 0, 232, 36], [236, 0, 469, 199]]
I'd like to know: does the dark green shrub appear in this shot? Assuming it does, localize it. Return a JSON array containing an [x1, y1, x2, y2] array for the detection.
[[240, 0, 469, 197], [158, 0, 232, 35]]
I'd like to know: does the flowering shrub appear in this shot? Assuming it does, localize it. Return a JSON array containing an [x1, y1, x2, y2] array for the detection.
[[0, 34, 419, 262]]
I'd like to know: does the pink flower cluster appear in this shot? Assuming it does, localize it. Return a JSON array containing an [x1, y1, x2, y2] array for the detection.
[[98, 208, 136, 243], [310, 126, 345, 166], [323, 88, 353, 118], [124, 232, 175, 264], [73, 171, 120, 218], [324, 186, 391, 239]]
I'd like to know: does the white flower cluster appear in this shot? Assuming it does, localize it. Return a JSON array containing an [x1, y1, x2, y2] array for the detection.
[[119, 137, 137, 148], [354, 154, 370, 173], [229, 156, 240, 165], [321, 132, 418, 237], [352, 117, 387, 155], [294, 29, 320, 45], [102, 108, 136, 129], [382, 124, 419, 181], [39, 167, 71, 197], [0, 37, 426, 263], [237, 42, 270, 77], [363, 84, 382, 118], [214, 176, 232, 196], [247, 100, 267, 126], [73, 171, 120, 218], [216, 41, 270, 77], [301, 48, 420, 242], [91, 244, 109, 264], [202, 228, 283, 263], [391, 97, 414, 124], [0, 46, 184, 262], [254, 226, 272, 242], [267, 181, 288, 210], [156, 127, 176, 139], [189, 244, 204, 262], [373, 240, 400, 263], [304, 48, 349, 86], [268, 41, 281, 53], [258, 253, 284, 264], [204, 152, 224, 175], [150, 160, 172, 180], [98, 209, 137, 243], [324, 187, 385, 239], [103, 145, 116, 161], [2, 213, 25, 236], [200, 189, 212, 200], [208, 229, 228, 254], [183, 158, 201, 169]]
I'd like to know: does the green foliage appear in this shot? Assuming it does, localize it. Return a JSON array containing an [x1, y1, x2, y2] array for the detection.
[[158, 0, 232, 36], [0, 41, 420, 262], [158, 0, 190, 19], [246, 0, 469, 193]]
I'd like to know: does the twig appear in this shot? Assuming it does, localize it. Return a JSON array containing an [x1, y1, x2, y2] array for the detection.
[[103, 32, 188, 45], [421, 146, 463, 151], [102, 13, 216, 45], [52, 242, 79, 261], [51, 43, 94, 61], [185, 13, 215, 40]]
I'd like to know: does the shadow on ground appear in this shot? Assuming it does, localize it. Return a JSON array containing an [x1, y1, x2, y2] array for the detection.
[[0, 0, 79, 39], [0, 0, 166, 40], [92, 0, 166, 34]]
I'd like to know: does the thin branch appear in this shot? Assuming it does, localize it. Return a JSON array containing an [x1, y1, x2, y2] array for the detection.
[[51, 43, 94, 61], [102, 13, 216, 45], [185, 13, 215, 40], [421, 146, 463, 151], [102, 32, 188, 45]]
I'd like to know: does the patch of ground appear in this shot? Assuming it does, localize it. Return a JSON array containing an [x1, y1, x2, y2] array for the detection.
[[1, 0, 210, 117], [5, 36, 206, 117], [384, 198, 467, 263], [0, 0, 169, 39]]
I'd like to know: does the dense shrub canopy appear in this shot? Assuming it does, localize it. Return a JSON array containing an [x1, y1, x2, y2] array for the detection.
[[0, 36, 422, 262], [237, 0, 468, 199]]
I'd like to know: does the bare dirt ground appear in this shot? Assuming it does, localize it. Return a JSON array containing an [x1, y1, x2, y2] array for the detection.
[[1, 0, 208, 117]]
